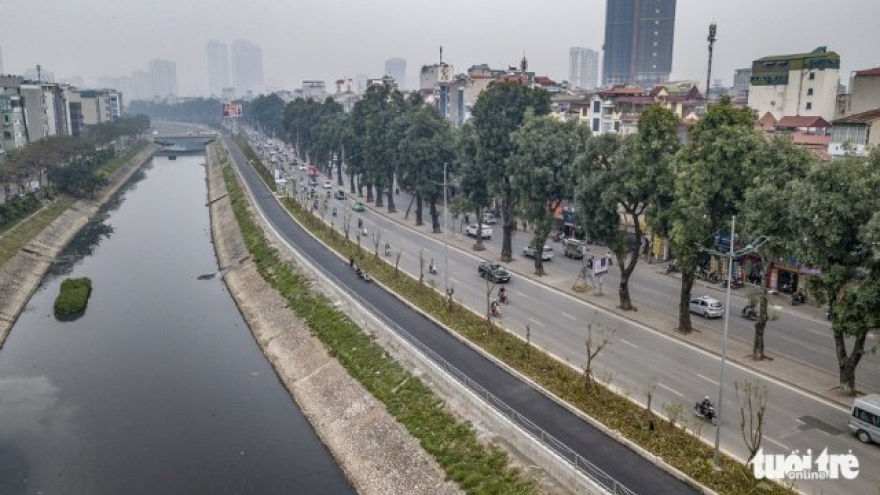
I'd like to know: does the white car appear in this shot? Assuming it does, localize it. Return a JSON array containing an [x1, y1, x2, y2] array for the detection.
[[523, 244, 553, 261], [689, 296, 724, 319], [298, 165, 307, 171], [323, 180, 333, 189], [482, 212, 497, 224], [466, 224, 492, 239]]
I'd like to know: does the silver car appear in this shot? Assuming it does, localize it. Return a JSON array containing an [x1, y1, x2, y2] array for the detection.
[[523, 244, 553, 261], [689, 296, 724, 318]]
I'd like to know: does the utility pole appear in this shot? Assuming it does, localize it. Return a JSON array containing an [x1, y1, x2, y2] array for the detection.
[[706, 22, 718, 104]]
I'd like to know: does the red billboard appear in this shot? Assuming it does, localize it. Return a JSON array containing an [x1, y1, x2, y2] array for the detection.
[[222, 103, 243, 118]]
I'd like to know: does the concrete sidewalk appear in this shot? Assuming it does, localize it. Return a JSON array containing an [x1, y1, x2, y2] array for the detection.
[[345, 186, 869, 409]]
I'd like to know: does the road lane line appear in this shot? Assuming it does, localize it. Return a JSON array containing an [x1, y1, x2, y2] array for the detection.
[[764, 436, 790, 451], [450, 277, 460, 285], [697, 374, 719, 386], [657, 382, 683, 397], [561, 312, 577, 321], [513, 290, 533, 301], [527, 317, 545, 327], [619, 338, 638, 349]]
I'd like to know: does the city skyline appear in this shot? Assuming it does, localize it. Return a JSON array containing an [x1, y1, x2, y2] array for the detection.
[[0, 1, 878, 96], [206, 40, 230, 97]]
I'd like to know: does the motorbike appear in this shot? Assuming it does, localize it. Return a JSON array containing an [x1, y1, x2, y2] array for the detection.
[[791, 291, 806, 306], [694, 402, 718, 425], [490, 299, 502, 317], [665, 260, 680, 273], [499, 291, 509, 304], [721, 276, 744, 289], [741, 306, 758, 320], [384, 245, 392, 257], [428, 263, 438, 275], [355, 267, 372, 282]]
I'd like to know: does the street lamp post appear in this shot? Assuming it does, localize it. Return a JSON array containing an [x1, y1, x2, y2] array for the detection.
[[443, 162, 449, 294], [713, 215, 735, 468]]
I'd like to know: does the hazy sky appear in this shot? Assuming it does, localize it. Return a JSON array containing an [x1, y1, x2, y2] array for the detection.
[[1, 0, 878, 96]]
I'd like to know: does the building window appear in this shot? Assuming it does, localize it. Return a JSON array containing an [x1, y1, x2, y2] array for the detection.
[[592, 118, 600, 132], [809, 72, 815, 80], [806, 102, 812, 110], [807, 88, 813, 96]]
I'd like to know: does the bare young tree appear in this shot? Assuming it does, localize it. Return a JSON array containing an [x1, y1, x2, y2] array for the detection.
[[371, 230, 381, 258], [484, 275, 499, 323], [418, 249, 425, 284], [583, 317, 614, 393], [662, 401, 684, 428], [393, 248, 403, 276], [736, 379, 768, 462], [342, 213, 351, 240]]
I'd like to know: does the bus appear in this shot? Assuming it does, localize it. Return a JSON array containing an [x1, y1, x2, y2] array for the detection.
[[849, 393, 880, 445]]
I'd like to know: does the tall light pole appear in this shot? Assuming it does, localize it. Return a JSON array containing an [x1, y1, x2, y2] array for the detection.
[[713, 215, 735, 468], [443, 162, 449, 294]]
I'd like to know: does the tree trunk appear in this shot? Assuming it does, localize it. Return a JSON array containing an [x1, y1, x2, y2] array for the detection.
[[375, 182, 384, 208], [404, 195, 415, 220], [349, 171, 356, 193], [532, 232, 547, 276], [415, 194, 424, 226], [366, 183, 374, 203], [336, 161, 344, 186], [618, 208, 644, 311], [429, 198, 440, 233], [678, 270, 695, 333], [474, 206, 485, 251], [500, 180, 514, 262], [835, 327, 867, 396], [752, 291, 769, 360], [386, 171, 396, 213]]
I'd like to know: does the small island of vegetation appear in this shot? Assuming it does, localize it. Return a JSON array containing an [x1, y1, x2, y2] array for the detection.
[[54, 277, 93, 317]]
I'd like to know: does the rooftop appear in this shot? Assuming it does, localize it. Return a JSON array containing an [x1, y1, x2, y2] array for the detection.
[[855, 67, 880, 77], [774, 116, 831, 129], [832, 107, 880, 125]]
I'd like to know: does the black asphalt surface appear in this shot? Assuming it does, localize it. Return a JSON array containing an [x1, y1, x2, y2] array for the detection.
[[222, 135, 698, 495]]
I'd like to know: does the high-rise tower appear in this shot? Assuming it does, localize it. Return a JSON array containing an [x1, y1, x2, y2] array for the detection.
[[384, 58, 407, 90], [602, 0, 676, 87], [569, 47, 600, 90], [206, 40, 230, 97], [231, 40, 264, 95]]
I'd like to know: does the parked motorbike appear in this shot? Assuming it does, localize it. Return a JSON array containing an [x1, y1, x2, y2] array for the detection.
[[665, 260, 680, 273], [694, 402, 718, 425], [791, 291, 806, 306], [721, 276, 744, 289], [741, 306, 758, 320]]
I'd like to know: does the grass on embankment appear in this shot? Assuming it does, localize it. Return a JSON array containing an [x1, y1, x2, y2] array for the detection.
[[0, 197, 76, 268], [229, 136, 796, 495], [218, 147, 539, 495], [54, 277, 92, 316]]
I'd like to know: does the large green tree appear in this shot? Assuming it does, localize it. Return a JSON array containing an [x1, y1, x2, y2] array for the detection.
[[670, 98, 758, 333], [788, 151, 880, 394], [577, 105, 679, 309], [511, 113, 589, 275], [740, 136, 812, 359], [470, 81, 550, 262], [456, 123, 492, 251], [351, 84, 405, 209]]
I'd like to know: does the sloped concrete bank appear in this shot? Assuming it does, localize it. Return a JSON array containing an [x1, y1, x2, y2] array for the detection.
[[0, 144, 160, 347], [205, 144, 461, 495]]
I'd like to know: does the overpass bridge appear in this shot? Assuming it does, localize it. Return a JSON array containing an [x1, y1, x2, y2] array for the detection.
[[150, 132, 218, 155]]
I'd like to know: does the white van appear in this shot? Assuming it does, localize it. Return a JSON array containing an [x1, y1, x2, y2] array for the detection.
[[482, 212, 497, 224], [849, 394, 880, 444]]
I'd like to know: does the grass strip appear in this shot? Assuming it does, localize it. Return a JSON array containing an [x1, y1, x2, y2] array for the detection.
[[97, 141, 148, 177], [218, 145, 538, 495], [0, 197, 75, 268], [230, 138, 796, 495]]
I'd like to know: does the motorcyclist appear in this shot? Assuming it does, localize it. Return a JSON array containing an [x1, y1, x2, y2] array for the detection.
[[498, 286, 508, 304], [428, 259, 437, 274], [700, 396, 713, 417], [384, 242, 391, 256], [332, 206, 338, 217], [490, 299, 501, 316]]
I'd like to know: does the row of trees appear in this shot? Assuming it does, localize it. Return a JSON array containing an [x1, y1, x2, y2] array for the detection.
[[0, 115, 151, 200], [246, 82, 878, 396]]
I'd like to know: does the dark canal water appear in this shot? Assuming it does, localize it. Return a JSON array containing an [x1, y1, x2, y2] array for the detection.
[[0, 155, 356, 495]]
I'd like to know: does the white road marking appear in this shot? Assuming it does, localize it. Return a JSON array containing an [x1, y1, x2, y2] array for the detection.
[[764, 436, 790, 451], [697, 374, 719, 386], [527, 317, 545, 327], [657, 382, 683, 397], [450, 277, 460, 285], [513, 290, 533, 301], [619, 338, 638, 349], [561, 312, 577, 321]]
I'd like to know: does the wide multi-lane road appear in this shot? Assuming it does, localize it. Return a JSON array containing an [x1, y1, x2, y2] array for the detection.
[[244, 133, 880, 495]]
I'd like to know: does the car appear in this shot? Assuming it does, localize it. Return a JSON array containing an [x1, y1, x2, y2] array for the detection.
[[478, 261, 511, 283], [482, 212, 497, 224], [307, 177, 318, 186], [334, 190, 346, 200], [563, 238, 587, 259], [689, 296, 724, 319], [523, 243, 553, 261], [299, 165, 307, 171], [466, 224, 493, 239], [351, 200, 365, 212], [323, 180, 333, 189]]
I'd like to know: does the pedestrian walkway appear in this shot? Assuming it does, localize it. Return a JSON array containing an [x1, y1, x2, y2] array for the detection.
[[342, 182, 870, 408]]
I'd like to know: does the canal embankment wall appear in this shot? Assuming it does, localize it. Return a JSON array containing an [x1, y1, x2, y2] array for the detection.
[[0, 144, 160, 347], [205, 144, 462, 495]]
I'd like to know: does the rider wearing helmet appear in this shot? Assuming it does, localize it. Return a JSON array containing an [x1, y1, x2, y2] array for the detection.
[[700, 395, 713, 415]]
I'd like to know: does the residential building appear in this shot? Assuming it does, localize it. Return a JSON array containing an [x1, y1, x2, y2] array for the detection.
[[847, 67, 880, 115], [354, 74, 369, 94], [602, 0, 677, 87], [131, 70, 152, 101], [419, 62, 454, 91], [333, 78, 358, 112], [0, 76, 28, 154], [301, 80, 327, 101], [747, 46, 840, 122], [23, 66, 55, 83], [148, 59, 178, 99], [732, 68, 751, 98], [96, 76, 132, 103], [206, 40, 230, 97], [579, 82, 702, 135], [569, 47, 599, 90], [828, 108, 880, 158], [231, 39, 264, 95], [384, 58, 406, 91]]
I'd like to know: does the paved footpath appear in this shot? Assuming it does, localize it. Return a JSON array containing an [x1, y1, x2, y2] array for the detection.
[[338, 184, 875, 410]]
